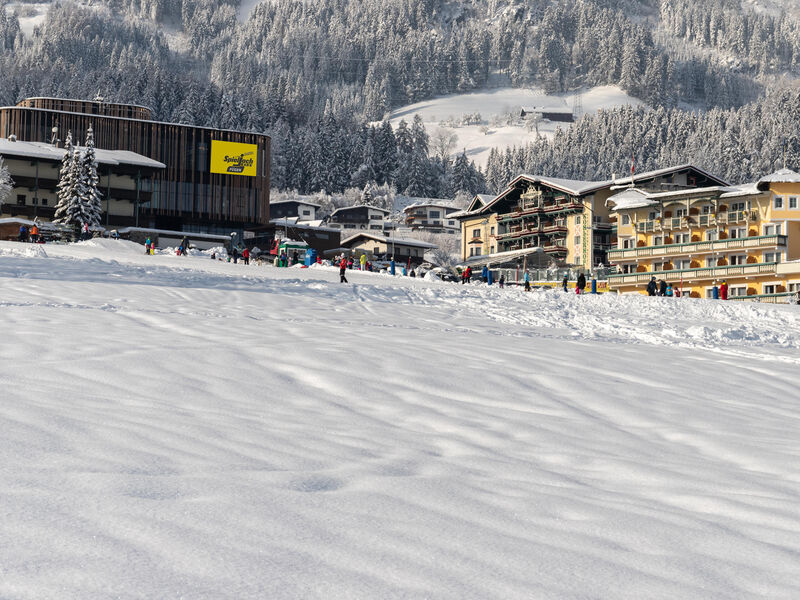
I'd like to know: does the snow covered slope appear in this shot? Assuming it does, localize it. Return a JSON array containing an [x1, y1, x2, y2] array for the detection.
[[1, 239, 800, 599], [389, 86, 643, 167]]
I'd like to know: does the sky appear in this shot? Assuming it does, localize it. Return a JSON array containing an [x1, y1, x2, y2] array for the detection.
[[1, 238, 799, 599]]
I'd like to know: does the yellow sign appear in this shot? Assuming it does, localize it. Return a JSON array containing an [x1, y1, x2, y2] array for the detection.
[[210, 140, 258, 176]]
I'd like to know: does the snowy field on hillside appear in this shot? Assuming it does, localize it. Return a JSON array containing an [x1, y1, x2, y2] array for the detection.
[[2, 238, 800, 599], [389, 86, 643, 167]]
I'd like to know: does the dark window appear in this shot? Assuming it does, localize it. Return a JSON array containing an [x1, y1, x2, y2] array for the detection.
[[17, 194, 25, 205], [41, 198, 48, 206]]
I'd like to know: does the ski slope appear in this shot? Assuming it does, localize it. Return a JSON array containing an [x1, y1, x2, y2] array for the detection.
[[388, 86, 644, 168], [1, 239, 800, 599]]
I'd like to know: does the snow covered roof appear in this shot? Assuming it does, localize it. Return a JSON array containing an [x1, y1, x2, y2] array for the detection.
[[330, 205, 390, 217], [0, 138, 165, 169], [20, 96, 152, 112], [605, 188, 658, 210], [520, 106, 573, 114], [494, 174, 601, 200], [460, 246, 545, 268], [403, 201, 459, 212], [0, 217, 70, 230], [116, 227, 230, 241], [610, 164, 729, 187], [270, 198, 321, 208], [720, 183, 762, 198], [607, 182, 766, 210], [341, 232, 438, 249], [756, 168, 800, 189], [271, 218, 340, 233]]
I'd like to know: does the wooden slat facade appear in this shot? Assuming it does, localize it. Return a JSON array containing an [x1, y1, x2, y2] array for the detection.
[[0, 99, 271, 231]]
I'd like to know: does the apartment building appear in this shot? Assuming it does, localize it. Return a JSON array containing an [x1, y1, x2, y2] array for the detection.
[[606, 168, 800, 299], [455, 166, 724, 267]]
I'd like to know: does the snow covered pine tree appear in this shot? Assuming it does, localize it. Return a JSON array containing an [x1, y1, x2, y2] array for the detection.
[[54, 128, 103, 238]]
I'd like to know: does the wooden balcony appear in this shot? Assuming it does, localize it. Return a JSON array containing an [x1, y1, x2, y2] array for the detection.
[[608, 234, 786, 262]]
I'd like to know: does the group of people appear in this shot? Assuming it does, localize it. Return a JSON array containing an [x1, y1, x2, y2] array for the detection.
[[337, 254, 379, 282], [17, 221, 41, 243], [561, 273, 588, 294], [646, 276, 686, 298]]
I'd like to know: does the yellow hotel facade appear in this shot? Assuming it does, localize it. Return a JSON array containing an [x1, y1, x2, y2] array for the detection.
[[456, 165, 725, 269], [606, 168, 800, 299]]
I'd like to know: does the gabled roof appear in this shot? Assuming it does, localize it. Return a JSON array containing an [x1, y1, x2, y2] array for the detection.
[[607, 182, 766, 211], [340, 232, 438, 249], [484, 164, 729, 215], [330, 205, 390, 217], [270, 198, 321, 208], [610, 164, 728, 188], [756, 168, 800, 190], [403, 201, 459, 212]]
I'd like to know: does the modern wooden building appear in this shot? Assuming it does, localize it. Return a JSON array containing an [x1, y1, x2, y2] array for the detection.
[[0, 97, 270, 234], [0, 137, 164, 227]]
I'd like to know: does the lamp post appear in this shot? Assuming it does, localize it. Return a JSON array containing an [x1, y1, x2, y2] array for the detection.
[[230, 232, 237, 256]]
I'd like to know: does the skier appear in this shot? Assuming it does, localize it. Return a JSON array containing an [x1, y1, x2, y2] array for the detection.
[[646, 276, 657, 296], [576, 272, 586, 295], [180, 237, 190, 255], [720, 280, 729, 300], [145, 237, 151, 255], [18, 225, 27, 242], [82, 222, 90, 240], [499, 274, 505, 289], [666, 284, 674, 297], [30, 221, 40, 243], [339, 257, 348, 283], [481, 265, 489, 283], [524, 271, 531, 292], [658, 279, 667, 296], [242, 247, 250, 265], [292, 250, 299, 265], [562, 274, 568, 292]]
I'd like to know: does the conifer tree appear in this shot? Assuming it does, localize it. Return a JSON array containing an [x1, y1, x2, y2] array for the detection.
[[54, 131, 81, 226], [80, 125, 103, 226], [0, 155, 12, 212]]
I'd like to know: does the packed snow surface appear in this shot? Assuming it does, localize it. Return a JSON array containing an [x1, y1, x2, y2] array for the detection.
[[389, 86, 643, 167], [2, 239, 800, 599]]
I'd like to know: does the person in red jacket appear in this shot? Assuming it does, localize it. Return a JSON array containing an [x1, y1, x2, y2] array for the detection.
[[339, 258, 348, 283], [720, 280, 728, 300], [242, 247, 250, 265]]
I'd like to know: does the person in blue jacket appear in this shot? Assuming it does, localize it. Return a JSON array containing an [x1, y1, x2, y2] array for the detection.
[[524, 271, 531, 292]]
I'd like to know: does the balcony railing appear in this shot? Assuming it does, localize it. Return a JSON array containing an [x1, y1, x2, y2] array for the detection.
[[608, 262, 778, 287], [608, 234, 786, 261], [721, 210, 758, 223]]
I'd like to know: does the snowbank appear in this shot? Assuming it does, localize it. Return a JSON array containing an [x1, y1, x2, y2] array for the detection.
[[1, 238, 799, 599]]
